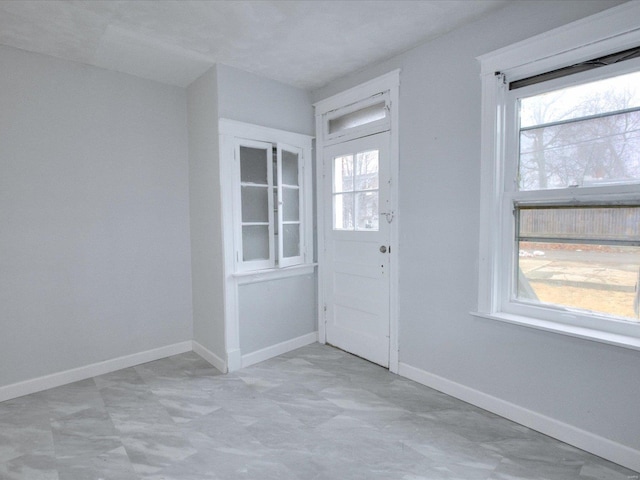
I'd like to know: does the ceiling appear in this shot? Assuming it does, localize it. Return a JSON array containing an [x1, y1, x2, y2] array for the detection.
[[0, 0, 508, 90]]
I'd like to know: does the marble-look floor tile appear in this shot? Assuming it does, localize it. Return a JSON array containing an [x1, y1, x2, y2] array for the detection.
[[0, 343, 637, 480], [56, 446, 136, 480], [0, 419, 54, 464], [40, 379, 105, 420], [0, 454, 58, 480]]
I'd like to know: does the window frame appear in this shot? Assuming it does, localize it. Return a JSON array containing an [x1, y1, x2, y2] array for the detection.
[[475, 2, 640, 350], [235, 139, 276, 271], [276, 142, 305, 268], [219, 119, 314, 278]]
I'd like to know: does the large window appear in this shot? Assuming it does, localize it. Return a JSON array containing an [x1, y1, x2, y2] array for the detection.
[[511, 70, 640, 322], [477, 4, 640, 348]]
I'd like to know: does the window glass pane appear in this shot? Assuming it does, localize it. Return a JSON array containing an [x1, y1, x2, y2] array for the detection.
[[329, 101, 387, 134], [520, 70, 640, 128], [241, 186, 269, 222], [333, 193, 354, 230], [240, 146, 268, 184], [242, 225, 269, 261], [519, 110, 640, 190], [516, 206, 640, 321], [518, 71, 640, 190], [519, 206, 640, 243], [282, 150, 299, 186], [282, 187, 299, 222], [333, 155, 353, 192], [356, 192, 379, 231], [283, 224, 300, 258], [355, 150, 379, 190]]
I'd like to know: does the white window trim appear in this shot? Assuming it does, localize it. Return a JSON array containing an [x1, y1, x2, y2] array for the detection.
[[475, 2, 640, 351]]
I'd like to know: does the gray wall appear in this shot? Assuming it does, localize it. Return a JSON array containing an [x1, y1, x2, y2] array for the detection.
[[217, 64, 314, 136], [313, 0, 640, 452], [239, 275, 316, 354], [216, 64, 317, 355], [187, 66, 226, 358], [0, 46, 193, 387]]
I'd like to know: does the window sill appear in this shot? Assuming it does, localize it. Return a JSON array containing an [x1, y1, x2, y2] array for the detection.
[[470, 310, 640, 351], [233, 263, 317, 285]]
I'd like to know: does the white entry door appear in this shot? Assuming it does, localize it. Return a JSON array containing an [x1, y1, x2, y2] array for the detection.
[[323, 132, 391, 367]]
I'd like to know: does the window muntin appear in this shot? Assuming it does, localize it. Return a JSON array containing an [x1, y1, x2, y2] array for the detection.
[[332, 149, 380, 231], [507, 63, 640, 325], [518, 71, 640, 190]]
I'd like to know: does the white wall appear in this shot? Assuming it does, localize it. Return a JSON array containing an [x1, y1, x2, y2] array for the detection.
[[187, 66, 226, 359], [0, 46, 193, 388], [313, 0, 640, 460]]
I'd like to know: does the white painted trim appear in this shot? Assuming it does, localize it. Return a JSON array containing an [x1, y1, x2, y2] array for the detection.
[[233, 263, 316, 285], [315, 113, 327, 346], [314, 70, 401, 373], [219, 131, 241, 373], [477, 2, 640, 80], [192, 341, 227, 373], [219, 118, 313, 143], [0, 341, 192, 403], [241, 332, 318, 369], [471, 311, 640, 352], [398, 362, 640, 473], [388, 71, 400, 375]]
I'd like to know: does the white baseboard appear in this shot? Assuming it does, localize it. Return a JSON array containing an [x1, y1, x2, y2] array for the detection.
[[241, 332, 318, 369], [192, 341, 227, 373], [0, 341, 193, 403], [398, 362, 640, 473]]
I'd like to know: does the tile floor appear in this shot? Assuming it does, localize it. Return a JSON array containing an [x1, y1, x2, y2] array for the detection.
[[0, 343, 637, 479]]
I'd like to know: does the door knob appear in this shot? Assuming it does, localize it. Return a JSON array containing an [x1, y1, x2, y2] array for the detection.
[[379, 245, 387, 253]]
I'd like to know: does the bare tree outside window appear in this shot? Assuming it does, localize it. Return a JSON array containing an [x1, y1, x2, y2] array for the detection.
[[518, 70, 640, 190], [515, 70, 640, 321]]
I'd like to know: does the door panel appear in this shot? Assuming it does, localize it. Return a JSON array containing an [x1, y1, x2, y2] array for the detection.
[[324, 132, 391, 367]]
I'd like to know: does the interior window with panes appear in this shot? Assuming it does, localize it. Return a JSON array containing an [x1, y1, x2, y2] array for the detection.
[[237, 140, 305, 271]]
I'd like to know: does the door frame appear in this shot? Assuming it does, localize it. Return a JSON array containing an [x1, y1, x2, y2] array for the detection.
[[314, 70, 400, 373]]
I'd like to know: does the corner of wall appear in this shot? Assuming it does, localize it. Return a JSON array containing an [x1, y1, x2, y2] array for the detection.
[[187, 66, 227, 361]]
